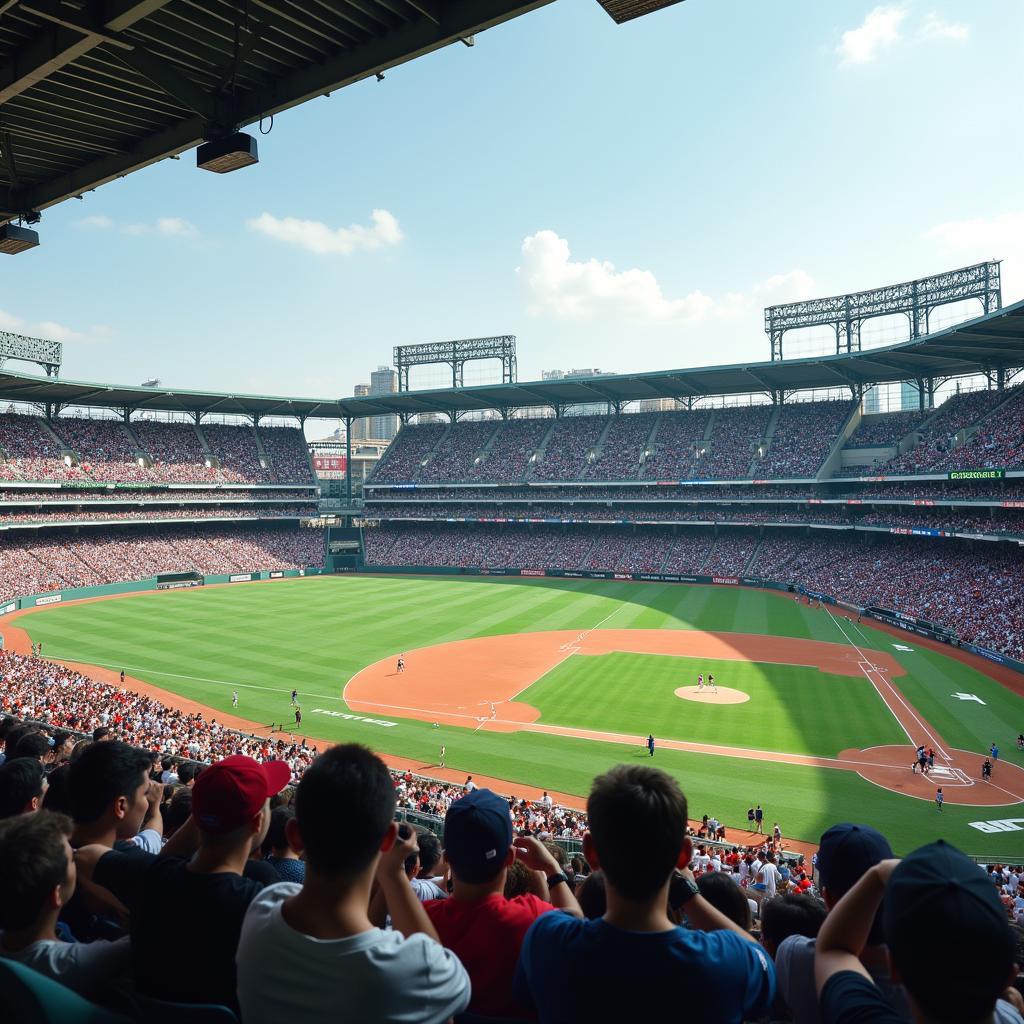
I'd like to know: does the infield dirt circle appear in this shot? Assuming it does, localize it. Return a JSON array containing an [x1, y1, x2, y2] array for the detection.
[[345, 627, 1024, 807], [674, 685, 750, 704]]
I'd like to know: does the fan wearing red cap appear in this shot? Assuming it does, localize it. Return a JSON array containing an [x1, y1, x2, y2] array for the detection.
[[74, 754, 291, 1013]]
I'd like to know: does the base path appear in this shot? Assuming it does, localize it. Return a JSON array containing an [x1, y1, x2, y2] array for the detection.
[[346, 628, 1024, 807]]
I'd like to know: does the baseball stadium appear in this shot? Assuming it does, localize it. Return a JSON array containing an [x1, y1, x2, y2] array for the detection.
[[0, 0, 1022, 1020], [0, 266, 1020, 863]]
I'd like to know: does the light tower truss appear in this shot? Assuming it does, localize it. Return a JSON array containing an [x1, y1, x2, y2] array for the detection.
[[393, 336, 517, 392], [766, 262, 1002, 361]]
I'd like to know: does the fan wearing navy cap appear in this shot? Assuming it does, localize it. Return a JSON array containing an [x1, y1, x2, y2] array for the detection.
[[74, 754, 289, 1012], [775, 823, 904, 1024], [816, 839, 1021, 1024], [422, 787, 582, 1018]]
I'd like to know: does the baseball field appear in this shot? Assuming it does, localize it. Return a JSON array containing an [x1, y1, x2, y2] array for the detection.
[[10, 574, 1024, 856]]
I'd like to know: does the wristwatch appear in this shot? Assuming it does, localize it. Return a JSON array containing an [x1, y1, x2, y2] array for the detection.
[[670, 876, 700, 910], [546, 871, 569, 890]]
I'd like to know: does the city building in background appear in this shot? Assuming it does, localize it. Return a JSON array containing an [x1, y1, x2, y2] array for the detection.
[[351, 383, 370, 441], [369, 366, 399, 440], [541, 368, 617, 415]]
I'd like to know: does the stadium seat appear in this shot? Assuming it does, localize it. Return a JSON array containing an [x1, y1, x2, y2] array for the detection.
[[109, 990, 238, 1024], [0, 958, 131, 1024]]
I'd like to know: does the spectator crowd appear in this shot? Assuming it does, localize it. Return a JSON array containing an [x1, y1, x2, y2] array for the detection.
[[0, 708, 1020, 1023]]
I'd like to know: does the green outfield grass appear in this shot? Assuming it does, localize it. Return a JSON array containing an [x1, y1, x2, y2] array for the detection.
[[11, 574, 1024, 856], [522, 652, 907, 756]]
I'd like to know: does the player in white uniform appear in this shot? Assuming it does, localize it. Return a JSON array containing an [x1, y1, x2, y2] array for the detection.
[[697, 673, 704, 691], [708, 673, 717, 693]]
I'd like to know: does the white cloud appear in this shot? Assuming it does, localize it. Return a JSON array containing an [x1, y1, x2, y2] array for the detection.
[[517, 230, 812, 327], [836, 6, 906, 65], [0, 308, 109, 344], [517, 230, 712, 323], [77, 214, 113, 229], [247, 208, 403, 255], [718, 269, 817, 320], [79, 215, 197, 237], [920, 12, 969, 40], [926, 211, 1024, 301], [155, 216, 198, 237]]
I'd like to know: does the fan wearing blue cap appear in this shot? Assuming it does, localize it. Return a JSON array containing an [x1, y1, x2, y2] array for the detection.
[[423, 787, 582, 1018], [775, 823, 903, 1024], [816, 839, 1019, 1024]]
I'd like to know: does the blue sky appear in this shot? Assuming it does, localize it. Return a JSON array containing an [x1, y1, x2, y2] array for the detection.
[[3, 0, 1023, 406]]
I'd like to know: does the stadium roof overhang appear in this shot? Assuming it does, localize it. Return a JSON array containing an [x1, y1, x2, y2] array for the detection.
[[334, 297, 1024, 416], [0, 0, 555, 225], [0, 300, 1021, 420]]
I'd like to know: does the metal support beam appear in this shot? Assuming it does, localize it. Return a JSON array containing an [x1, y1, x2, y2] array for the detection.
[[0, 0, 169, 105], [344, 416, 353, 504]]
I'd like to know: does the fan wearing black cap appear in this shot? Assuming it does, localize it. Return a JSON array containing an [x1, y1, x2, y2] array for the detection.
[[775, 823, 904, 1024], [815, 840, 1021, 1024]]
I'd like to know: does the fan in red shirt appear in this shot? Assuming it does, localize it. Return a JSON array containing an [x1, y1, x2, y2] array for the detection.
[[424, 788, 582, 1018]]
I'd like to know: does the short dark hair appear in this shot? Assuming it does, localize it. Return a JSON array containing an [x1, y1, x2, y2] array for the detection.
[[4, 725, 34, 756], [163, 786, 193, 836], [587, 765, 688, 900], [51, 730, 72, 754], [0, 811, 73, 930], [760, 893, 827, 953], [416, 831, 442, 875], [67, 741, 152, 825], [265, 806, 295, 853], [576, 870, 608, 919], [0, 758, 46, 818], [13, 732, 51, 762], [294, 744, 395, 875], [176, 762, 200, 785], [40, 764, 72, 814], [696, 871, 752, 930], [92, 727, 111, 742]]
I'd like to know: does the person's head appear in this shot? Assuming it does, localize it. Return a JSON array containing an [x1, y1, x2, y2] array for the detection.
[[289, 744, 396, 878], [191, 755, 289, 855], [3, 725, 34, 757], [0, 811, 75, 933], [40, 763, 72, 814], [0, 758, 47, 818], [263, 805, 296, 857], [50, 731, 74, 763], [13, 731, 52, 763], [543, 839, 567, 868], [584, 765, 689, 902], [176, 762, 200, 786], [92, 727, 111, 742], [68, 739, 92, 763], [885, 841, 1017, 1023], [503, 858, 531, 898], [67, 741, 153, 839], [270, 785, 294, 810], [816, 822, 893, 944], [576, 870, 608, 919], [696, 871, 752, 930], [442, 788, 514, 886], [160, 757, 174, 773], [416, 830, 443, 877], [163, 786, 193, 837], [759, 893, 827, 956]]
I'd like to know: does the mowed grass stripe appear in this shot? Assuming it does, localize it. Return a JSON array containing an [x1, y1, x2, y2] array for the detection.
[[14, 575, 1024, 857]]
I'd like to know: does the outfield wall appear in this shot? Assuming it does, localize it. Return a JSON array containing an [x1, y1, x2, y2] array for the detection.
[[351, 563, 1024, 676], [0, 566, 325, 617]]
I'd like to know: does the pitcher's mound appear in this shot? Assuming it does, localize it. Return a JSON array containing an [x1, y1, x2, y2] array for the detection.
[[674, 685, 750, 705]]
